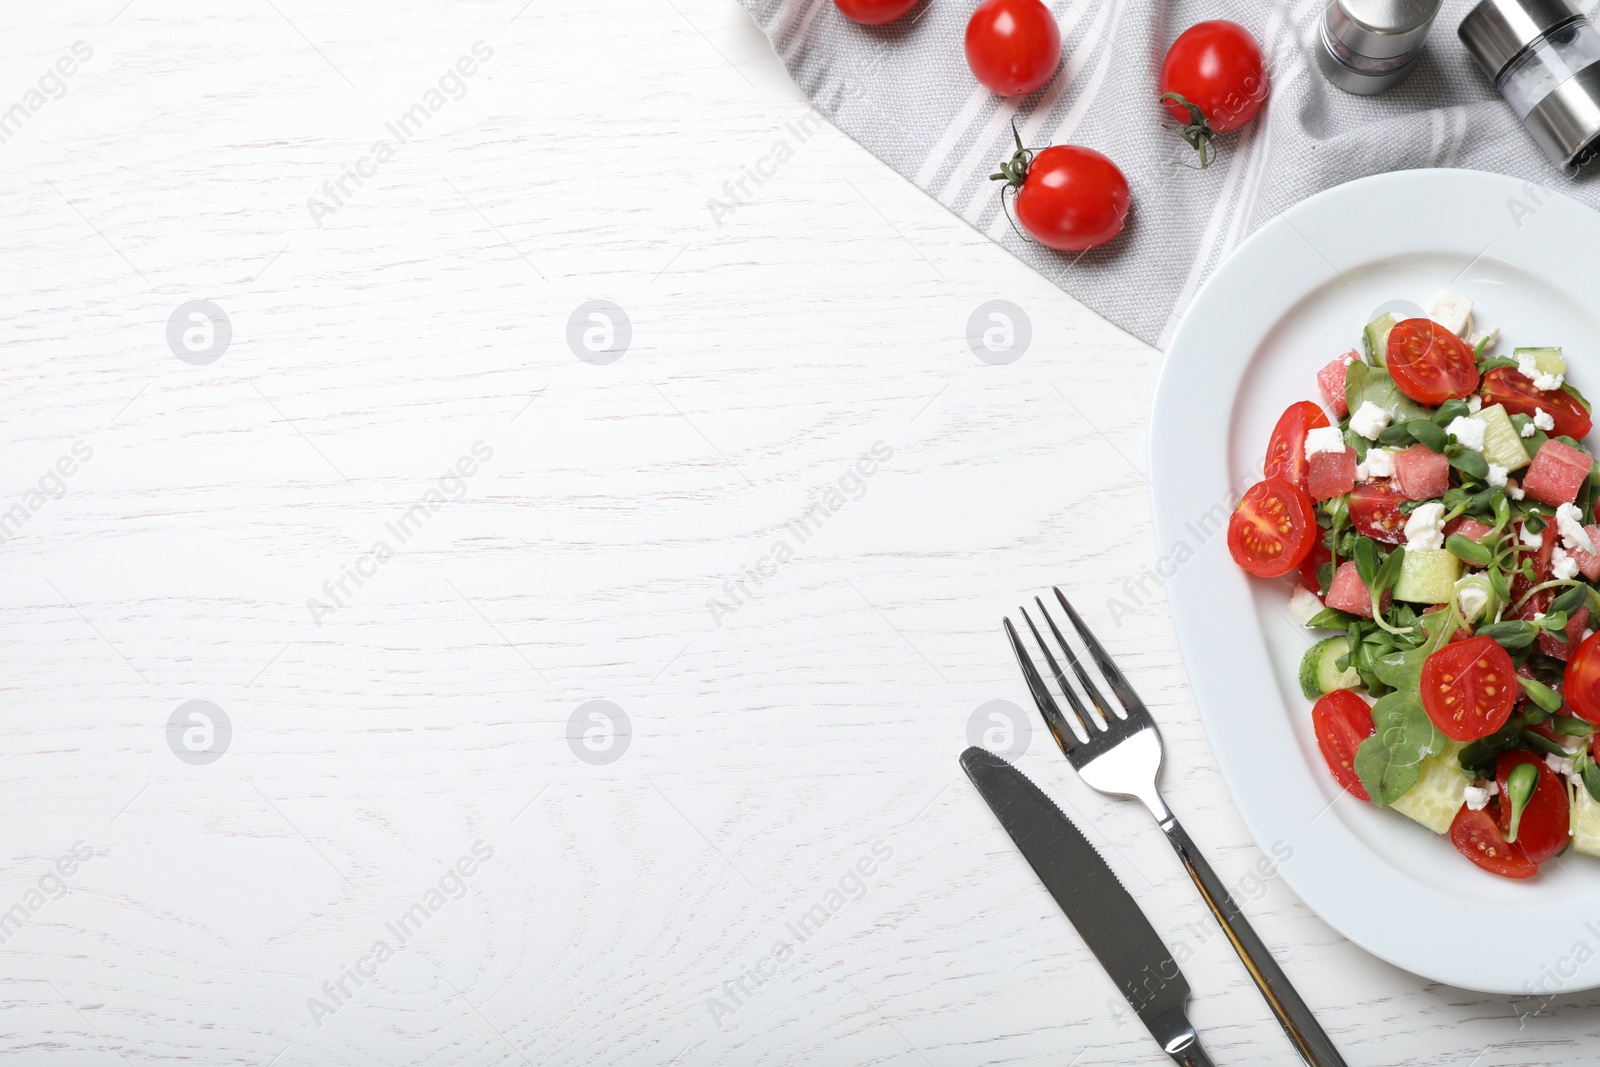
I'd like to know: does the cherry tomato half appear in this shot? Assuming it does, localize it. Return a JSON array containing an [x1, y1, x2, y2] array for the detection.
[[1451, 805, 1537, 880], [1158, 20, 1268, 133], [1263, 400, 1330, 492], [1480, 366, 1593, 440], [965, 0, 1061, 96], [1312, 690, 1375, 800], [1012, 145, 1130, 252], [1227, 478, 1316, 578], [1419, 635, 1517, 742], [833, 0, 921, 24], [1347, 482, 1408, 545], [1385, 318, 1479, 405], [1564, 631, 1600, 725], [1494, 751, 1571, 864]]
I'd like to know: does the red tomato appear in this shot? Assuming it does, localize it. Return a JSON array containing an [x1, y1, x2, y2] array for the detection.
[[1419, 636, 1517, 741], [1509, 521, 1558, 622], [1451, 806, 1538, 880], [1493, 751, 1571, 864], [1347, 482, 1408, 545], [1385, 318, 1480, 405], [1159, 21, 1268, 141], [1312, 690, 1374, 800], [1009, 145, 1130, 252], [833, 0, 920, 23], [1564, 631, 1600, 725], [1227, 478, 1316, 578], [1480, 366, 1593, 440], [965, 0, 1061, 96], [1262, 400, 1330, 491], [1298, 538, 1332, 593]]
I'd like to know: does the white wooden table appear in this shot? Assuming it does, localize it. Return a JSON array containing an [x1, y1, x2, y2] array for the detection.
[[4, 1, 1597, 1063]]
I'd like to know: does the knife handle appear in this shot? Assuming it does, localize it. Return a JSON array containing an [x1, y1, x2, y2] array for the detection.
[[1159, 814, 1347, 1067]]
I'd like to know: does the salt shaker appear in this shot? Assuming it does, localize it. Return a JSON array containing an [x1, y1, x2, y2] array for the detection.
[[1317, 0, 1444, 94], [1460, 0, 1600, 171]]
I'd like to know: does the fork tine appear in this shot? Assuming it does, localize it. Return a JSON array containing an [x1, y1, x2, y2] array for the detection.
[[1034, 596, 1116, 726], [1053, 586, 1150, 721], [1018, 606, 1098, 736], [1003, 617, 1076, 754]]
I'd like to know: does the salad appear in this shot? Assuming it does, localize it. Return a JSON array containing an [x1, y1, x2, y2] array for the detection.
[[1227, 290, 1600, 881]]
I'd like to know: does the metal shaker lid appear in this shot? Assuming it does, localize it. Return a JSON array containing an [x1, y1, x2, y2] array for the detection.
[[1459, 0, 1583, 77], [1327, 0, 1444, 59]]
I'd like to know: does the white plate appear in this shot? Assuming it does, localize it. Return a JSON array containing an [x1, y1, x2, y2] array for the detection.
[[1151, 169, 1600, 996]]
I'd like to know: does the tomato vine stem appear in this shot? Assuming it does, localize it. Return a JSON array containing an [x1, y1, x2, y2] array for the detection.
[[1160, 91, 1217, 169]]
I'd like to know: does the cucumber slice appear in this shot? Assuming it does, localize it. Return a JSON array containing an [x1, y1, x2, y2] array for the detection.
[[1364, 313, 1398, 366], [1573, 782, 1600, 858], [1514, 347, 1566, 378], [1390, 756, 1469, 834], [1477, 403, 1531, 472], [1393, 547, 1462, 605], [1299, 637, 1361, 699]]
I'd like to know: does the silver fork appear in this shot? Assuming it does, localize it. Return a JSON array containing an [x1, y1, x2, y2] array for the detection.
[[1005, 587, 1347, 1067]]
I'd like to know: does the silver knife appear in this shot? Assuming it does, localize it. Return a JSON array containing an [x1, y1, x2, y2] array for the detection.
[[961, 746, 1214, 1067]]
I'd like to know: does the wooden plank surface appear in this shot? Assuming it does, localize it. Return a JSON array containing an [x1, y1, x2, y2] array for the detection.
[[1, 0, 1594, 1063]]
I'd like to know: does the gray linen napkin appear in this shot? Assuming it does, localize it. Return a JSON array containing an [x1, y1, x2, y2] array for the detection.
[[737, 0, 1600, 347]]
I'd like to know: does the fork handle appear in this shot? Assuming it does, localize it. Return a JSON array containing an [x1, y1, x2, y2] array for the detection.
[[1159, 814, 1348, 1067]]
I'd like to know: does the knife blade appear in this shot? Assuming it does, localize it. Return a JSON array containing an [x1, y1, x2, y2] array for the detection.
[[961, 746, 1214, 1067]]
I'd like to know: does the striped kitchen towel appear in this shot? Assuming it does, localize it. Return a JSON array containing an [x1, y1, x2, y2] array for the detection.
[[738, 0, 1600, 348]]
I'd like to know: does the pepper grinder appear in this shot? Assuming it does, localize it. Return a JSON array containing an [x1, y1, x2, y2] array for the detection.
[[1459, 0, 1600, 172], [1317, 0, 1445, 94]]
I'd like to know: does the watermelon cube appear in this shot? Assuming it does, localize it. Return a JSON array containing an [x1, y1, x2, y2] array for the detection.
[[1572, 524, 1600, 581], [1318, 352, 1358, 418], [1444, 516, 1494, 543], [1306, 448, 1357, 501], [1523, 438, 1594, 506], [1541, 606, 1591, 661], [1325, 561, 1388, 619], [1393, 444, 1450, 501]]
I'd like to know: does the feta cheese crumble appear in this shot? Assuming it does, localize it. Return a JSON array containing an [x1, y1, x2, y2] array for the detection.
[[1467, 394, 1484, 413], [1446, 415, 1487, 451], [1534, 407, 1556, 431], [1486, 463, 1509, 488], [1521, 420, 1538, 438], [1521, 523, 1544, 549], [1349, 400, 1392, 441], [1463, 785, 1492, 811], [1548, 753, 1576, 777], [1557, 501, 1595, 554], [1458, 581, 1490, 623], [1426, 289, 1473, 336], [1553, 544, 1580, 581], [1508, 480, 1526, 501], [1469, 326, 1499, 352], [1289, 586, 1324, 626], [1357, 448, 1396, 481], [1517, 352, 1565, 392], [1405, 501, 1447, 550], [1304, 426, 1346, 455]]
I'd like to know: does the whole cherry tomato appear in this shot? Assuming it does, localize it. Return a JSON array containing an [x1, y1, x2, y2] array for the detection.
[[965, 0, 1061, 97], [834, 0, 920, 24], [1158, 20, 1268, 166], [990, 127, 1130, 252]]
